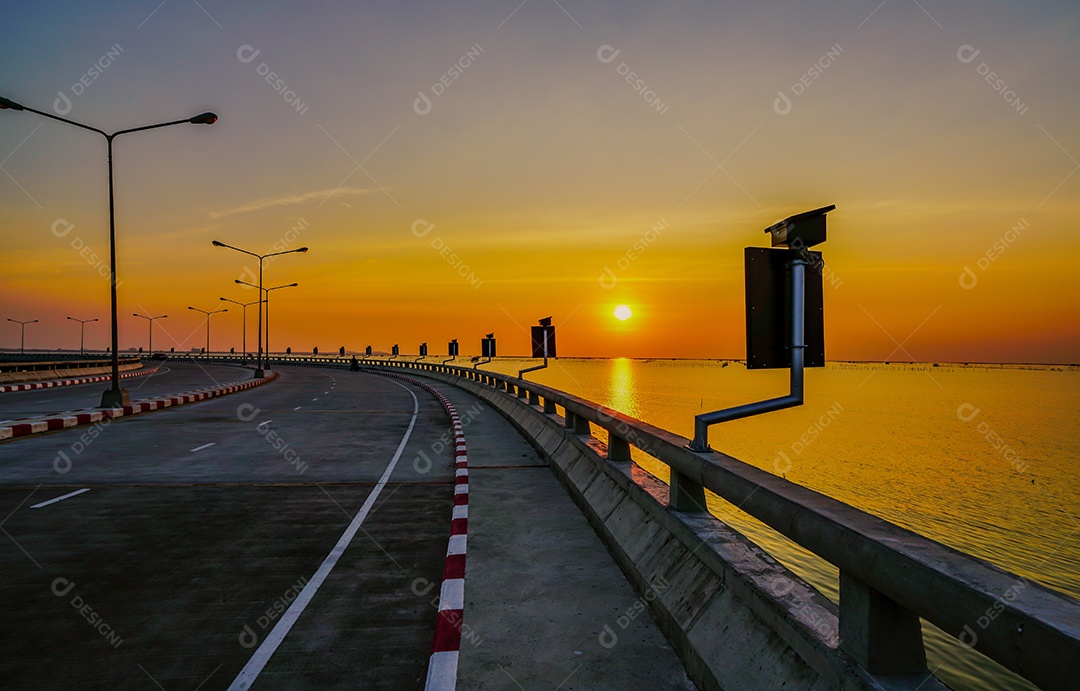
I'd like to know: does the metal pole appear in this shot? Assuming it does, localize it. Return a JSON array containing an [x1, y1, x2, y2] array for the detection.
[[148, 318, 153, 354], [80, 323, 85, 355], [20, 323, 24, 354], [689, 257, 807, 451], [103, 136, 124, 404], [256, 259, 264, 374], [265, 290, 270, 367]]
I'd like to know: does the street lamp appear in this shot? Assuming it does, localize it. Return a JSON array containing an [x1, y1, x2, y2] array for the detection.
[[7, 318, 38, 354], [235, 280, 297, 369], [132, 313, 167, 355], [67, 316, 99, 355], [0, 95, 217, 407], [220, 297, 260, 360], [212, 241, 308, 377], [188, 306, 227, 357]]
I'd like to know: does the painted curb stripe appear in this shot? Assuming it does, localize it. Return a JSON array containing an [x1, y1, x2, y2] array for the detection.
[[373, 370, 469, 691], [0, 365, 160, 393], [0, 371, 278, 442]]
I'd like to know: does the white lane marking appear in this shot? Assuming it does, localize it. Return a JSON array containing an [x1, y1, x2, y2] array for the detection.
[[293, 406, 303, 411], [190, 443, 216, 452], [31, 488, 90, 509], [312, 398, 318, 401], [228, 379, 421, 690]]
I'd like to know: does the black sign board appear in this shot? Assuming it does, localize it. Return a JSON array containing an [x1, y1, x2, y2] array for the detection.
[[530, 325, 556, 358], [745, 247, 825, 369], [481, 336, 496, 358]]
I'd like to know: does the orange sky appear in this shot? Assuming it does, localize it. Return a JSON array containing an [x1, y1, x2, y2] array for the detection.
[[2, 2, 1078, 362]]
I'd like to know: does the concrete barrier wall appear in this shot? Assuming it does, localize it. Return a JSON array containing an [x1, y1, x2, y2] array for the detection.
[[399, 370, 943, 691], [0, 361, 142, 384]]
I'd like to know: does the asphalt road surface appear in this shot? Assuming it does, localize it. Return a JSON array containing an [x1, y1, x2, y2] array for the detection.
[[0, 366, 457, 689]]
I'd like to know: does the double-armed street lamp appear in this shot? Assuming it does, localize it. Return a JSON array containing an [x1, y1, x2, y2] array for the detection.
[[188, 306, 227, 357], [132, 313, 167, 354], [7, 318, 38, 354], [220, 297, 260, 359], [67, 316, 99, 355], [0, 95, 217, 407], [212, 241, 308, 377], [235, 280, 297, 367]]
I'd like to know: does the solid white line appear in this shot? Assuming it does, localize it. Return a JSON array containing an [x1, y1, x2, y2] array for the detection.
[[31, 488, 90, 509], [190, 442, 215, 452], [228, 379, 421, 690]]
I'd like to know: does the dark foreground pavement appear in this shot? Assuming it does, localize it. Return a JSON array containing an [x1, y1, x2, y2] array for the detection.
[[0, 366, 458, 690]]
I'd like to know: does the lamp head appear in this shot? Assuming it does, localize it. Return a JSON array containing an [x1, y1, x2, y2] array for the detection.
[[190, 112, 218, 125], [297, 247, 309, 253], [0, 96, 25, 111]]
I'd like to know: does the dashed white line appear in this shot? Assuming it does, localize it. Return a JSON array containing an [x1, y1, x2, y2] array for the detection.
[[293, 406, 303, 411], [31, 488, 90, 509], [190, 442, 216, 452], [312, 398, 318, 401]]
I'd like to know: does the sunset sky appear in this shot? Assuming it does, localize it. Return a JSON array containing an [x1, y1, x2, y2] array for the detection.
[[1, 1, 1078, 362]]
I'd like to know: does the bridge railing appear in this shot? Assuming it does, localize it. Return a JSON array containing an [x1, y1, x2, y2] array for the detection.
[[324, 356, 1076, 690], [0, 357, 141, 374]]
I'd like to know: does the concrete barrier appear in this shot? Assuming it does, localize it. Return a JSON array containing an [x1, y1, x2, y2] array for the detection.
[[337, 358, 1078, 691], [0, 358, 142, 384]]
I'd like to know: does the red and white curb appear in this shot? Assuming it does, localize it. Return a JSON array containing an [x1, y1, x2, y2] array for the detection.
[[0, 371, 278, 442], [0, 365, 160, 393], [377, 371, 468, 691]]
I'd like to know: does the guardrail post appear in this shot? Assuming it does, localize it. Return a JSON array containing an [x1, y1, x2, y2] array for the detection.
[[839, 571, 926, 674], [608, 434, 631, 462], [528, 390, 540, 406], [517, 384, 528, 400], [543, 397, 556, 414], [572, 413, 590, 435], [669, 470, 707, 512], [564, 410, 575, 429]]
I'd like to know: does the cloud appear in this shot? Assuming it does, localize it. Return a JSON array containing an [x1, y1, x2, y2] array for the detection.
[[210, 187, 375, 219]]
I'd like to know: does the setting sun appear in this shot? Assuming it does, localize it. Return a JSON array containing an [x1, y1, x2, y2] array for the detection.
[[614, 305, 633, 321]]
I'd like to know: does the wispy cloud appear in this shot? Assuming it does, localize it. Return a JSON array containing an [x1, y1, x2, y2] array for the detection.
[[210, 187, 375, 219]]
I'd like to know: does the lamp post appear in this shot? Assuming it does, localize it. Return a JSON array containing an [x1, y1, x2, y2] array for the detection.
[[132, 313, 166, 355], [7, 318, 38, 354], [67, 316, 99, 355], [220, 297, 259, 360], [0, 95, 216, 407], [188, 307, 227, 357], [212, 241, 308, 377], [235, 280, 297, 369]]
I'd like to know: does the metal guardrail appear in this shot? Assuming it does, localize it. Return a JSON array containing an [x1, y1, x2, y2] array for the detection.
[[123, 352, 1079, 687], [0, 357, 141, 374], [302, 355, 1075, 690]]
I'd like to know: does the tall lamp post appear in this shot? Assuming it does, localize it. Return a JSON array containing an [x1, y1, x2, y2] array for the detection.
[[212, 241, 308, 377], [132, 313, 167, 355], [67, 316, 99, 355], [0, 95, 217, 407], [235, 280, 297, 369], [188, 307, 227, 357], [220, 297, 260, 360], [7, 318, 38, 354]]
